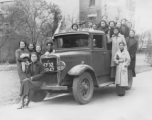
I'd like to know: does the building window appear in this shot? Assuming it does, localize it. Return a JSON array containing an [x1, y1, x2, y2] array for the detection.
[[89, 0, 95, 7]]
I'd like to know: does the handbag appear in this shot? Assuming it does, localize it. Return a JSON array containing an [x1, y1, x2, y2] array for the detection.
[[116, 55, 119, 60]]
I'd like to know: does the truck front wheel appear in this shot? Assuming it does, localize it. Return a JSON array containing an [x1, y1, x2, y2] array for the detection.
[[73, 72, 94, 104]]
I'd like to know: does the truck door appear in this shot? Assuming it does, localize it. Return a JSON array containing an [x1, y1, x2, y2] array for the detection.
[[92, 34, 105, 76]]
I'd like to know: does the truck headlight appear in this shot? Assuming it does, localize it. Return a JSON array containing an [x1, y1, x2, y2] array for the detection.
[[57, 61, 66, 71]]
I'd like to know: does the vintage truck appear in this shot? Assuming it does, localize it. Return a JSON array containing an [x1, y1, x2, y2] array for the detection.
[[30, 30, 133, 104]]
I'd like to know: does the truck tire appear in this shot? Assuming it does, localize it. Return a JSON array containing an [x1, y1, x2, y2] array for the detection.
[[116, 85, 125, 96], [73, 72, 94, 104], [126, 70, 133, 90], [29, 90, 47, 102]]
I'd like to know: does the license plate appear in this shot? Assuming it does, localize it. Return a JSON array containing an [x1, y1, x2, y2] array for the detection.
[[41, 58, 57, 72]]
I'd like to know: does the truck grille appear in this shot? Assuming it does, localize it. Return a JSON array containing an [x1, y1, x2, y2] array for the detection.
[[41, 55, 59, 85]]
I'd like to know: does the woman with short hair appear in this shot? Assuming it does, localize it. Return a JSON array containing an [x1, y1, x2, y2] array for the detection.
[[71, 23, 79, 31], [44, 39, 55, 55], [97, 20, 108, 34], [27, 42, 35, 54], [92, 23, 97, 30], [114, 41, 130, 96], [116, 21, 122, 30]]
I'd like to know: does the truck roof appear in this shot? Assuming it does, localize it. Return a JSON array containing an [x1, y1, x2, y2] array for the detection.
[[54, 30, 105, 37]]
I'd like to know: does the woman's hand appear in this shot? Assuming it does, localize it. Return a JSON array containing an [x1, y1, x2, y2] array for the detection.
[[115, 60, 119, 65], [25, 61, 30, 65], [119, 59, 124, 63]]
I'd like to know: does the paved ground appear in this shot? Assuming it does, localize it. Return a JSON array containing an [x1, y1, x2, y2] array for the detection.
[[0, 70, 152, 120]]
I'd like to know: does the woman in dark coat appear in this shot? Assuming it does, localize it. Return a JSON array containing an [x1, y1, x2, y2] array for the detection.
[[18, 52, 45, 109], [108, 21, 115, 38], [97, 20, 108, 34], [36, 44, 43, 61], [125, 30, 138, 77], [15, 41, 29, 82], [120, 18, 129, 38], [107, 21, 116, 50]]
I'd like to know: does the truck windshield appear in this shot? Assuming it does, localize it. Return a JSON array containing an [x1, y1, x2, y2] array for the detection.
[[55, 34, 89, 49]]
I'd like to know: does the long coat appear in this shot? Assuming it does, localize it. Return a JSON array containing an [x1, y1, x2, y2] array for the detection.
[[15, 49, 29, 81], [120, 25, 129, 38], [108, 33, 127, 67], [126, 37, 138, 77], [114, 49, 131, 86]]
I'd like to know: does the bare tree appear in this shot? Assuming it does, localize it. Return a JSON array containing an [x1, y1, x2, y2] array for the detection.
[[115, 7, 121, 21], [3, 0, 62, 44]]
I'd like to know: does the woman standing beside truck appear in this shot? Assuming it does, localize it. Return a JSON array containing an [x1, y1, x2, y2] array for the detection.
[[114, 42, 130, 96], [108, 27, 127, 79]]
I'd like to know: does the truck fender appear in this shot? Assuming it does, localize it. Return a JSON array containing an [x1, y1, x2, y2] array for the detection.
[[68, 64, 98, 87], [68, 64, 94, 76]]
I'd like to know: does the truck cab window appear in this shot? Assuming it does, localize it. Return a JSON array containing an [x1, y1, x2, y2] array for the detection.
[[93, 35, 103, 48]]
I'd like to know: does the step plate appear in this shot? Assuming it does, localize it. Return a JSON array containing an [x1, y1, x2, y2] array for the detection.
[[98, 82, 114, 88], [41, 85, 68, 90]]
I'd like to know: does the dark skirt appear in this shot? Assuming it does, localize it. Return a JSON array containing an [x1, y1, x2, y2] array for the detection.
[[20, 78, 44, 97], [131, 69, 136, 77], [111, 66, 116, 78]]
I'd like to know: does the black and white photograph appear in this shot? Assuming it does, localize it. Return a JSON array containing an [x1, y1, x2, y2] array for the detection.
[[0, 0, 152, 120]]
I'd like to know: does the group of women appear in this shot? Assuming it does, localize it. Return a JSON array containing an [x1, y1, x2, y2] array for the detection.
[[15, 15, 138, 108], [15, 40, 54, 109], [71, 16, 138, 95]]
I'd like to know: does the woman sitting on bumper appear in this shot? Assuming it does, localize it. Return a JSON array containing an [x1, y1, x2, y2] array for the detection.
[[18, 52, 45, 109]]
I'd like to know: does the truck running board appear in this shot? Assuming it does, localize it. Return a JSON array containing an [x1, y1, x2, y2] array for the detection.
[[40, 85, 68, 90], [98, 81, 114, 88]]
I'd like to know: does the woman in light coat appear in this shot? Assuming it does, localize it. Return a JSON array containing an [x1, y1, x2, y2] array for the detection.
[[114, 42, 130, 95], [108, 27, 127, 79]]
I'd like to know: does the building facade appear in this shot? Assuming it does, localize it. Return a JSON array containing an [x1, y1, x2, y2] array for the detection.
[[79, 0, 102, 23], [79, 0, 136, 24]]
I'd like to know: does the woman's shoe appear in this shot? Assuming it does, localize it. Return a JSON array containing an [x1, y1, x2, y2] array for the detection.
[[17, 102, 24, 109], [24, 96, 30, 108]]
